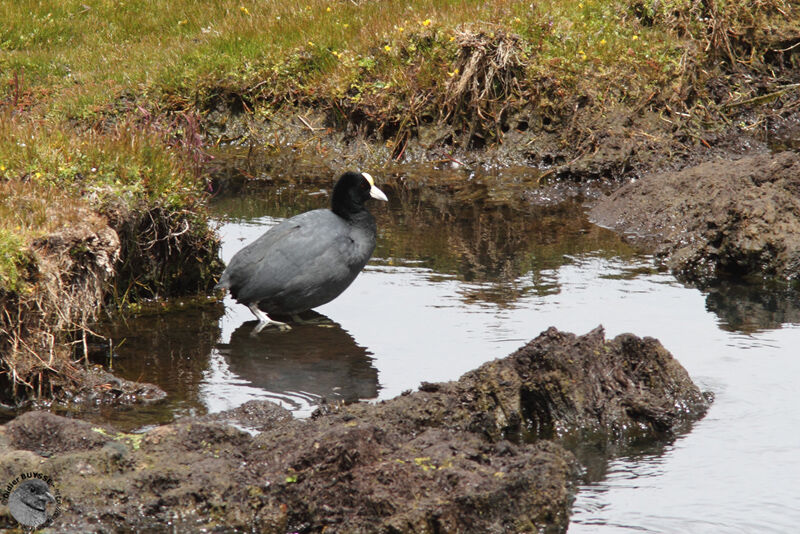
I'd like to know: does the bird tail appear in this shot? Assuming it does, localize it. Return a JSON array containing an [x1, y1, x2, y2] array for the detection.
[[213, 276, 229, 292]]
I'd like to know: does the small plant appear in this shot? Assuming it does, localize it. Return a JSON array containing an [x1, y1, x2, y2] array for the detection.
[[0, 230, 29, 293]]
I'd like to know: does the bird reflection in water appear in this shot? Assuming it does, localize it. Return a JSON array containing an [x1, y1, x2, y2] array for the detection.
[[215, 311, 379, 412]]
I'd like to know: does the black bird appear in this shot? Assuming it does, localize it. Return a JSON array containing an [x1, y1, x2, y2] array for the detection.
[[7, 478, 55, 528], [215, 171, 388, 331]]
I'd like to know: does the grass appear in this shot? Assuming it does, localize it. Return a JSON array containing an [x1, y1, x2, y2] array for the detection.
[[0, 229, 29, 293], [3, 1, 792, 115], [0, 110, 206, 289]]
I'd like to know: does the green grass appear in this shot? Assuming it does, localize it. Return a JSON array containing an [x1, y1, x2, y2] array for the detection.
[[0, 110, 206, 292], [2, 0, 790, 116], [0, 229, 29, 293], [0, 0, 700, 117]]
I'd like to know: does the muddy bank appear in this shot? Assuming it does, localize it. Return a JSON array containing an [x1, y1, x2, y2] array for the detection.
[[205, 96, 800, 291], [590, 150, 800, 285], [0, 326, 709, 532], [203, 104, 689, 186], [0, 202, 222, 408]]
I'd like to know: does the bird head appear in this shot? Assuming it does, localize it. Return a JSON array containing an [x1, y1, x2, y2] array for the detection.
[[332, 171, 388, 218]]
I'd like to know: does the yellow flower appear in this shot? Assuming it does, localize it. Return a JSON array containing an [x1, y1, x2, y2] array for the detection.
[[449, 35, 455, 41], [239, 6, 250, 15], [600, 38, 606, 45], [384, 45, 391, 52], [397, 26, 404, 33], [308, 40, 314, 46], [514, 17, 521, 23], [579, 2, 583, 7], [421, 19, 431, 27], [326, 6, 331, 12], [343, 23, 349, 28], [447, 68, 459, 77], [0, 165, 5, 171], [632, 35, 639, 40]]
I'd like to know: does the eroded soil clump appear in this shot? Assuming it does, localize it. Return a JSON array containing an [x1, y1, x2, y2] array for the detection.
[[0, 203, 221, 408], [591, 150, 800, 284], [0, 327, 709, 533]]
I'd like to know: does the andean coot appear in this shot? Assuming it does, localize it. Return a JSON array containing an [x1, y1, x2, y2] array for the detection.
[[215, 171, 388, 331]]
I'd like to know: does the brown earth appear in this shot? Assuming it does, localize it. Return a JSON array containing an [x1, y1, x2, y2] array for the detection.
[[0, 326, 709, 533], [590, 150, 800, 284], [0, 202, 222, 408]]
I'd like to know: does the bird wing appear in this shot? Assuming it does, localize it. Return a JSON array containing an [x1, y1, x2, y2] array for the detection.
[[230, 210, 358, 304], [218, 214, 309, 292]]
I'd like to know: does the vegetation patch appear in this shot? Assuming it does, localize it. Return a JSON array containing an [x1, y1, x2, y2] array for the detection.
[[0, 109, 220, 405], [4, 1, 798, 146]]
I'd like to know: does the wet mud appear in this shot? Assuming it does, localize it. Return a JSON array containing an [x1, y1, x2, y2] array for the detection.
[[0, 327, 709, 533], [590, 150, 800, 285]]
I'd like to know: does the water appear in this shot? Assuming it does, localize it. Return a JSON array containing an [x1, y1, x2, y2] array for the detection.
[[95, 162, 800, 532]]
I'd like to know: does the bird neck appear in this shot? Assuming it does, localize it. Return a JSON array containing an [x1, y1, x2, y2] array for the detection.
[[332, 200, 365, 221], [335, 207, 374, 228]]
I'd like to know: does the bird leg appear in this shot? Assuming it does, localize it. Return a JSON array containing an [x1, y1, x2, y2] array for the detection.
[[248, 303, 291, 332]]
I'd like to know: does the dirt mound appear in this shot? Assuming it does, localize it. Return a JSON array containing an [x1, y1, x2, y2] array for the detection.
[[0, 220, 120, 405], [590, 150, 800, 284], [333, 326, 708, 444], [186, 398, 294, 433], [62, 366, 167, 405], [0, 202, 221, 407], [0, 327, 709, 533], [3, 412, 112, 456]]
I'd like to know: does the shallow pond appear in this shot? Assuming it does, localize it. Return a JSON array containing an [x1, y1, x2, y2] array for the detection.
[[95, 159, 800, 533]]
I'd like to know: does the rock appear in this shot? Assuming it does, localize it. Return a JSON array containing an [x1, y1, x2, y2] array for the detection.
[[66, 367, 167, 405], [4, 411, 112, 456], [0, 327, 709, 533], [332, 326, 709, 447], [590, 151, 800, 283], [185, 399, 294, 433]]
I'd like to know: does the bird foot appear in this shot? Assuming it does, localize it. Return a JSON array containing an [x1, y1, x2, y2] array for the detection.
[[251, 320, 291, 335], [248, 304, 292, 333]]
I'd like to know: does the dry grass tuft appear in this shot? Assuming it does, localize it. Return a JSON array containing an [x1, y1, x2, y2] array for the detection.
[[0, 216, 119, 401], [444, 27, 526, 146]]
